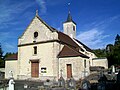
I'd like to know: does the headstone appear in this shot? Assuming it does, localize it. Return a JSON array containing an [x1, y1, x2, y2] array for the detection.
[[58, 76, 65, 87], [24, 84, 28, 89], [67, 77, 76, 89], [81, 79, 91, 90], [8, 71, 15, 90], [98, 73, 107, 90], [112, 65, 115, 74]]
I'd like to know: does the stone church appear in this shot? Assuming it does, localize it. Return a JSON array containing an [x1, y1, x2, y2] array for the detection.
[[5, 11, 108, 81]]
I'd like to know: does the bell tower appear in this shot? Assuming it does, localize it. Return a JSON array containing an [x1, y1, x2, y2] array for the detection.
[[63, 11, 76, 38]]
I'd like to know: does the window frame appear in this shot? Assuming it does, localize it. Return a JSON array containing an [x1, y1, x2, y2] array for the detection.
[[34, 32, 38, 38], [33, 46, 37, 55]]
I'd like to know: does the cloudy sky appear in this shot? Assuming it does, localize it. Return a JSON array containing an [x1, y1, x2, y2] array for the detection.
[[0, 0, 120, 53]]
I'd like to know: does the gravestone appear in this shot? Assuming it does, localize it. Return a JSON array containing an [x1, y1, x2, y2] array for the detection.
[[81, 79, 91, 90], [97, 73, 107, 90], [112, 65, 115, 74], [58, 76, 65, 87], [67, 77, 76, 89]]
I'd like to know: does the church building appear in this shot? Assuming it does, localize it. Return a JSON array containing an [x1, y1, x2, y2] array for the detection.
[[5, 11, 108, 81]]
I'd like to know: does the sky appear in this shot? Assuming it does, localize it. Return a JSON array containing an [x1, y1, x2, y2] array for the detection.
[[0, 0, 120, 53]]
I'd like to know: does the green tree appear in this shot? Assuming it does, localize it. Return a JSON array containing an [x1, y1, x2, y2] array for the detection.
[[0, 43, 4, 68], [93, 49, 106, 58], [115, 34, 120, 45], [106, 34, 120, 67]]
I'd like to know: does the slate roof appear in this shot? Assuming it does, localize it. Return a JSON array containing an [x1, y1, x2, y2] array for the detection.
[[5, 54, 18, 60], [64, 12, 76, 25]]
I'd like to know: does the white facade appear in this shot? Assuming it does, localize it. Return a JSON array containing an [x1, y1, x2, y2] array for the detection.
[[63, 22, 76, 38], [5, 13, 108, 81]]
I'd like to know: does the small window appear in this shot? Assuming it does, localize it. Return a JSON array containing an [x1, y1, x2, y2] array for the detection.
[[84, 60, 86, 68], [73, 26, 75, 31], [34, 46, 37, 54], [41, 67, 47, 73], [34, 32, 38, 38]]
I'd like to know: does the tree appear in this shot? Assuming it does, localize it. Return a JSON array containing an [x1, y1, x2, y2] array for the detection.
[[93, 49, 106, 58], [115, 34, 120, 45], [106, 34, 120, 67], [0, 43, 4, 68]]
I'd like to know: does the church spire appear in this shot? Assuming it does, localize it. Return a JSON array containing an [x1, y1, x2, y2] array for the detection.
[[67, 11, 73, 22], [66, 3, 73, 22], [63, 2, 76, 38]]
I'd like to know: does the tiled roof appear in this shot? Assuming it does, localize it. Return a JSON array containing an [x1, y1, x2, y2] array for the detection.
[[5, 54, 18, 60], [57, 31, 91, 58], [74, 39, 92, 52], [58, 45, 89, 58], [58, 31, 79, 48]]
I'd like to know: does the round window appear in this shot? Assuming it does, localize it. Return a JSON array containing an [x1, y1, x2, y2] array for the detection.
[[34, 32, 38, 38]]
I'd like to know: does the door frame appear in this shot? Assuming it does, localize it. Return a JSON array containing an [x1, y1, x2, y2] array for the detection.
[[30, 60, 39, 78], [66, 64, 72, 78]]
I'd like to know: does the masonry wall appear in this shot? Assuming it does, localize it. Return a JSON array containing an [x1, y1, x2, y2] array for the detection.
[[18, 42, 61, 80], [17, 15, 61, 80], [5, 60, 18, 79], [92, 58, 108, 69], [59, 57, 90, 80]]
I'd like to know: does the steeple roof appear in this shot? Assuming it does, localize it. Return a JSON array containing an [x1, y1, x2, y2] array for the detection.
[[64, 11, 76, 24], [67, 11, 73, 22]]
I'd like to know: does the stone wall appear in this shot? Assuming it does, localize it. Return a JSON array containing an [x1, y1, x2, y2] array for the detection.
[[5, 60, 18, 79], [92, 58, 108, 69]]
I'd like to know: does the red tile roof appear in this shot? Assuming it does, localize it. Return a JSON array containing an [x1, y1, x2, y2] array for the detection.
[[5, 54, 18, 60], [58, 31, 90, 58], [58, 45, 89, 58], [58, 31, 79, 48]]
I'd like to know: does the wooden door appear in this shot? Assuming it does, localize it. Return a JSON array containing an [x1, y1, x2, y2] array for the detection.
[[31, 62, 39, 77], [67, 64, 72, 78]]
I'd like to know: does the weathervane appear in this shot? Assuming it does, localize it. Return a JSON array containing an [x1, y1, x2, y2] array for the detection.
[[68, 2, 71, 13]]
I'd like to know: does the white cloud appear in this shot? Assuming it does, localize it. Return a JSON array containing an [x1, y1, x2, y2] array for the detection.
[[77, 28, 110, 49], [0, 0, 34, 24], [77, 15, 120, 49], [36, 0, 47, 14]]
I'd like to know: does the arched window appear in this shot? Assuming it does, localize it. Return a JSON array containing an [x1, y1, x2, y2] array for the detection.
[[34, 32, 38, 38]]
